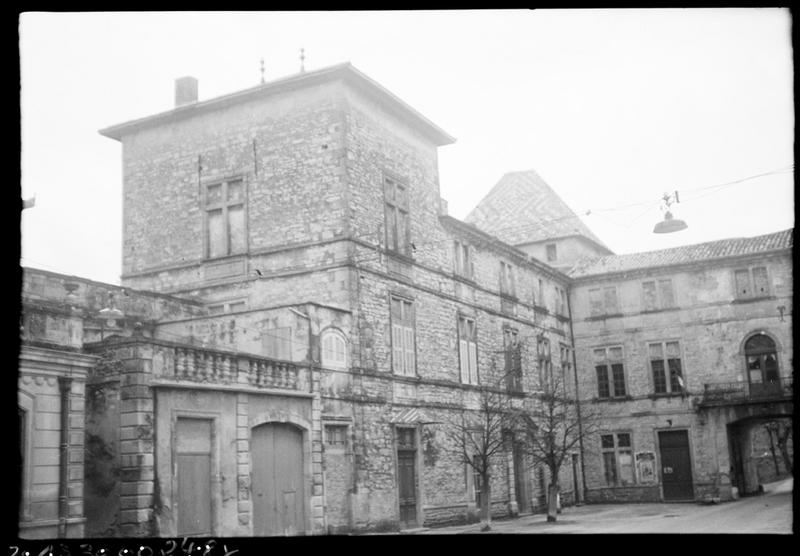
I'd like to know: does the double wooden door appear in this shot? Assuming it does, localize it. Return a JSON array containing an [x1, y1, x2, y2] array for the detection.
[[251, 423, 306, 536]]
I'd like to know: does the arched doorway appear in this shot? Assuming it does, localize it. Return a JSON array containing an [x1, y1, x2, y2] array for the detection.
[[744, 334, 780, 398], [251, 423, 306, 536]]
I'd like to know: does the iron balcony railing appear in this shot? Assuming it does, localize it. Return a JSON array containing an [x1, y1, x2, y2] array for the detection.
[[700, 375, 793, 405]]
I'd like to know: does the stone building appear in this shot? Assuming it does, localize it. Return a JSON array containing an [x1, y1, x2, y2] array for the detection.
[[19, 63, 582, 538], [18, 61, 792, 538], [567, 230, 793, 502]]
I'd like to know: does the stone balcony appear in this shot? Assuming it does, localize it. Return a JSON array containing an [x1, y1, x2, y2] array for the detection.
[[698, 375, 793, 407], [86, 336, 313, 395]]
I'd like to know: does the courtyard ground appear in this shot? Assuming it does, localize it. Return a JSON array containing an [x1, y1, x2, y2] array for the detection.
[[401, 477, 793, 535]]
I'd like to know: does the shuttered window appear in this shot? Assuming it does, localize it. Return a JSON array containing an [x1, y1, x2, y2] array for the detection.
[[735, 266, 770, 299], [458, 316, 479, 384], [391, 296, 416, 376], [589, 286, 619, 316]]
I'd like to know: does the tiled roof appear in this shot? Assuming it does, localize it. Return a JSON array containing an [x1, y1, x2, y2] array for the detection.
[[465, 170, 612, 253], [567, 228, 793, 278]]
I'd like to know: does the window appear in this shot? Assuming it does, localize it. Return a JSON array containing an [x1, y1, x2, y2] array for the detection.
[[642, 279, 675, 311], [500, 261, 516, 297], [384, 175, 411, 256], [546, 244, 557, 262], [458, 316, 479, 385], [454, 241, 473, 279], [734, 266, 770, 299], [391, 296, 416, 376], [744, 334, 781, 397], [588, 286, 619, 316], [204, 178, 246, 258], [321, 329, 347, 369], [263, 327, 292, 360], [537, 336, 552, 391], [472, 454, 483, 507], [649, 341, 684, 395], [601, 433, 634, 486], [593, 346, 625, 399], [555, 286, 567, 316], [560, 344, 573, 388], [538, 279, 545, 307], [325, 424, 348, 447], [504, 327, 522, 392]]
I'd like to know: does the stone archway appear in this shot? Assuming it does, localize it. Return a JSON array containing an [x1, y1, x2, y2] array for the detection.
[[728, 413, 793, 496]]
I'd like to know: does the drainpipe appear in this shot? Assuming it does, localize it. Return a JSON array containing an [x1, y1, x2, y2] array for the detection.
[[58, 375, 73, 538], [565, 287, 587, 504]]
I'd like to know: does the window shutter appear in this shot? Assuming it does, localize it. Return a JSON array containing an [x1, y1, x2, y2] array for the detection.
[[468, 342, 478, 384], [734, 269, 751, 297], [752, 267, 769, 296], [392, 324, 405, 373], [459, 339, 469, 383], [403, 326, 416, 375]]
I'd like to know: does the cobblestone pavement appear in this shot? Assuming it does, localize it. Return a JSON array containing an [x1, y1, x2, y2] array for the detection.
[[399, 478, 793, 535]]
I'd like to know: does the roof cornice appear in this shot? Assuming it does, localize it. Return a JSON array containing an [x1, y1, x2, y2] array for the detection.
[[99, 63, 455, 146]]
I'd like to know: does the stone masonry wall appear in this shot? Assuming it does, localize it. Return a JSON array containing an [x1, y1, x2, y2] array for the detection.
[[571, 250, 793, 501]]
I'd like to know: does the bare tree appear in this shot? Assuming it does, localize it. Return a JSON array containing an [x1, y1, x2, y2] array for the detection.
[[440, 362, 516, 531], [764, 419, 793, 477], [514, 368, 602, 522]]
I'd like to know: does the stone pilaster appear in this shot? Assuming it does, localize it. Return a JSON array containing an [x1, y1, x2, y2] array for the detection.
[[235, 393, 252, 532]]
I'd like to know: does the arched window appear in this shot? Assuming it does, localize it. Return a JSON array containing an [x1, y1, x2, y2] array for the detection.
[[744, 334, 780, 397], [321, 329, 347, 369]]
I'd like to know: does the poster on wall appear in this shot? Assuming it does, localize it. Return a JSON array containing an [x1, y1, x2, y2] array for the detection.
[[636, 452, 656, 483]]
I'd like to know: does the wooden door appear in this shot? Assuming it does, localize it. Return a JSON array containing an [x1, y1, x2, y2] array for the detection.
[[513, 442, 531, 513], [176, 418, 212, 536], [251, 423, 305, 536], [396, 428, 417, 527], [658, 430, 694, 501]]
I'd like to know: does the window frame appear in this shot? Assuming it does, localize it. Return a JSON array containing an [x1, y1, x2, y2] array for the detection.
[[648, 340, 685, 395], [588, 285, 620, 317], [642, 278, 676, 311], [593, 345, 627, 399], [733, 266, 770, 300], [324, 424, 349, 450], [321, 328, 348, 370], [600, 432, 635, 487], [504, 326, 522, 392], [383, 173, 412, 257], [454, 240, 474, 280], [202, 176, 248, 260], [546, 243, 557, 262], [457, 314, 479, 385], [390, 295, 417, 376], [500, 261, 516, 298]]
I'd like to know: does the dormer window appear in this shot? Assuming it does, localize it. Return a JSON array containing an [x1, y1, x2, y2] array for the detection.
[[546, 243, 557, 262]]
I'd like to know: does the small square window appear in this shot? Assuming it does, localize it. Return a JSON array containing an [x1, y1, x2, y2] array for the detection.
[[325, 425, 348, 446]]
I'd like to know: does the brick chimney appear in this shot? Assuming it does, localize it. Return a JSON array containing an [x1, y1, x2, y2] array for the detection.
[[175, 76, 198, 107]]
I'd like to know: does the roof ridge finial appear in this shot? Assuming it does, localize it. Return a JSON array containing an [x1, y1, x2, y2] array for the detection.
[[300, 47, 306, 73], [260, 57, 265, 84]]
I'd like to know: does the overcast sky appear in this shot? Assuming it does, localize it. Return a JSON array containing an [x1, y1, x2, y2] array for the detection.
[[20, 9, 794, 285]]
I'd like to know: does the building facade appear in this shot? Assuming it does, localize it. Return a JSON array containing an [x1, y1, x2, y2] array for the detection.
[[18, 62, 792, 538], [567, 231, 793, 503]]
